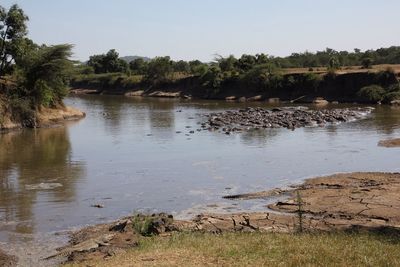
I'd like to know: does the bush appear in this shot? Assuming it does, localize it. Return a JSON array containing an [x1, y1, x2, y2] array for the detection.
[[382, 83, 400, 103], [383, 91, 400, 103], [132, 215, 154, 236], [9, 97, 35, 126], [357, 85, 385, 102]]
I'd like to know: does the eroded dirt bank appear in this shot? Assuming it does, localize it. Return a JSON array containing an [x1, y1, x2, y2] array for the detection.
[[41, 172, 400, 265], [0, 105, 85, 132]]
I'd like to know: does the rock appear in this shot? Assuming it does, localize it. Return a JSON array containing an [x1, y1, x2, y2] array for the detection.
[[267, 98, 280, 104], [201, 107, 372, 134], [109, 220, 131, 232], [225, 96, 236, 101], [390, 100, 400, 105], [148, 91, 181, 98], [247, 95, 263, 101], [91, 204, 104, 208], [0, 249, 17, 267], [313, 98, 329, 105], [237, 97, 246, 102], [125, 90, 144, 97]]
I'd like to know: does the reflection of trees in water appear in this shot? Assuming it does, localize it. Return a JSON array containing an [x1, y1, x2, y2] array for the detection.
[[74, 95, 178, 138], [0, 127, 85, 235], [147, 99, 176, 140], [239, 129, 278, 147], [372, 106, 400, 135]]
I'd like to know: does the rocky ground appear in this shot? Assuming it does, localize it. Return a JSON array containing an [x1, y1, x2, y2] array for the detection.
[[201, 107, 372, 134], [38, 172, 400, 265], [0, 248, 17, 267]]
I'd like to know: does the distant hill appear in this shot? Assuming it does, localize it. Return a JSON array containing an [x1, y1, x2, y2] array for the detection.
[[120, 56, 151, 63]]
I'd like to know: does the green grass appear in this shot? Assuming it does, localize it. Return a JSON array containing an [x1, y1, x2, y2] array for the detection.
[[67, 231, 400, 267]]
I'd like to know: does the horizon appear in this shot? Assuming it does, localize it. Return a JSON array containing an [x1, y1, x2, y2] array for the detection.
[[2, 0, 400, 62]]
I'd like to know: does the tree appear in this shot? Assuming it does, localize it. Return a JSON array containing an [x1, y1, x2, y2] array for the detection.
[[189, 60, 208, 76], [129, 58, 148, 75], [328, 56, 340, 71], [236, 54, 256, 72], [18, 44, 75, 106], [146, 56, 173, 83], [361, 57, 373, 69], [256, 53, 269, 64], [216, 55, 237, 72], [173, 60, 190, 73], [87, 49, 128, 73], [0, 4, 29, 76], [200, 65, 223, 95]]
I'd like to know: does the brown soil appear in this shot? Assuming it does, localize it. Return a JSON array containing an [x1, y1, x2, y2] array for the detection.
[[46, 172, 400, 264], [0, 105, 85, 132], [36, 105, 86, 127], [378, 138, 400, 147], [0, 249, 17, 267]]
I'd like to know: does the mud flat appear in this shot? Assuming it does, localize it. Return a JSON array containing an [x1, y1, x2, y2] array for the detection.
[[41, 172, 400, 264]]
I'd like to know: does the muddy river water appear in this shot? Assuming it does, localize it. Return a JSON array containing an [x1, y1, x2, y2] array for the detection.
[[1, 95, 400, 265]]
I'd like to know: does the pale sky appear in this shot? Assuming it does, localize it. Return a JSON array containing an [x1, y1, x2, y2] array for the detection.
[[2, 0, 400, 62]]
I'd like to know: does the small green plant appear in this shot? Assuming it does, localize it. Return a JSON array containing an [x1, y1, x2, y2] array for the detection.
[[296, 190, 304, 233], [132, 214, 154, 236]]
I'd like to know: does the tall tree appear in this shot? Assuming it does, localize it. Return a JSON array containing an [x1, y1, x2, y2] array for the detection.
[[18, 44, 75, 106], [0, 4, 29, 76], [87, 49, 128, 73], [146, 56, 173, 83]]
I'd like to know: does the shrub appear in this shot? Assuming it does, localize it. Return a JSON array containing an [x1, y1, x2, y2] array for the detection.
[[132, 215, 154, 236], [9, 97, 35, 126], [357, 85, 385, 102], [383, 91, 400, 103], [361, 57, 373, 69]]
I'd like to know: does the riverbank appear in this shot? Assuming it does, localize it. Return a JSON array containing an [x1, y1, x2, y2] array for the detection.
[[70, 68, 400, 104], [42, 172, 400, 266], [0, 104, 85, 132], [67, 231, 400, 267]]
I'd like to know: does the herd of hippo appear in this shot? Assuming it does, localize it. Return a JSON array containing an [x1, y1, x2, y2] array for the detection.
[[201, 107, 373, 134]]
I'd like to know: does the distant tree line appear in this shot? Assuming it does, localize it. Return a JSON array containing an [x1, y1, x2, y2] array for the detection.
[[75, 46, 399, 96], [82, 46, 400, 77]]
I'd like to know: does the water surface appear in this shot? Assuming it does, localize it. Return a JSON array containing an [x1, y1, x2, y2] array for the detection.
[[1, 95, 400, 256]]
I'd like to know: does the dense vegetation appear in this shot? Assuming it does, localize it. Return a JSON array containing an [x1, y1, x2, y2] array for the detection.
[[0, 4, 74, 126], [73, 47, 400, 103]]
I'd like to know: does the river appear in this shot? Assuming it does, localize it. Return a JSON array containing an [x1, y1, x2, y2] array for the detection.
[[1, 95, 400, 264]]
